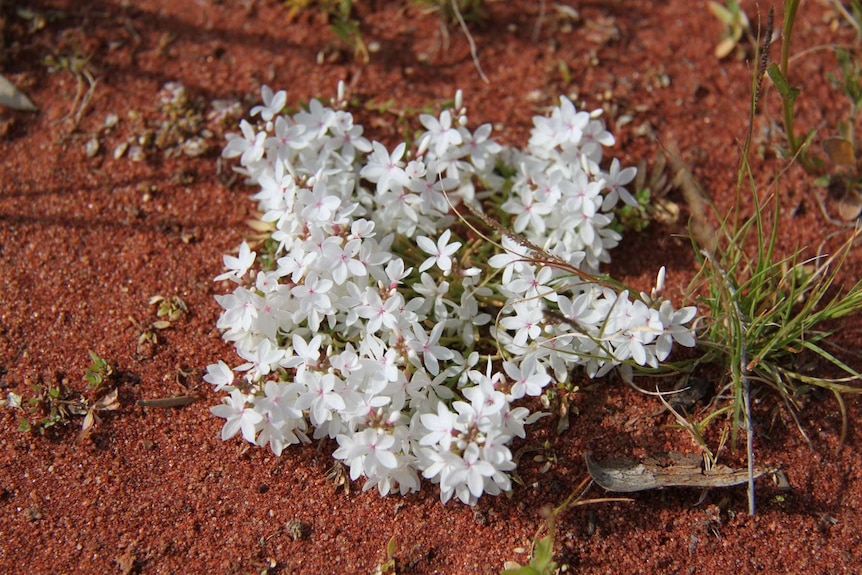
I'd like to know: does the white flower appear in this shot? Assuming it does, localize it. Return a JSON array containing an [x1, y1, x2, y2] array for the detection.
[[295, 371, 346, 426], [294, 98, 335, 139], [460, 123, 501, 171], [444, 443, 496, 501], [657, 300, 698, 360], [505, 265, 557, 302], [223, 119, 266, 165], [419, 110, 463, 156], [236, 338, 287, 379], [419, 401, 459, 450], [503, 356, 550, 399], [203, 360, 235, 391], [499, 301, 544, 347], [417, 229, 462, 273], [292, 334, 323, 369], [210, 390, 263, 442], [215, 241, 256, 282], [215, 287, 263, 334], [319, 237, 366, 285], [502, 185, 554, 234], [291, 272, 334, 332], [356, 289, 402, 334], [255, 381, 303, 425], [250, 85, 287, 122], [601, 158, 638, 209], [360, 142, 410, 194], [299, 180, 342, 223], [407, 322, 454, 376]]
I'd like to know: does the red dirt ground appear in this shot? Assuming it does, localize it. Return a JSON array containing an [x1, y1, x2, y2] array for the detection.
[[1, 0, 861, 573]]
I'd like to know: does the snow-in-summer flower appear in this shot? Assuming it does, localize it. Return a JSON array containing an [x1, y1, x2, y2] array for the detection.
[[207, 84, 697, 505]]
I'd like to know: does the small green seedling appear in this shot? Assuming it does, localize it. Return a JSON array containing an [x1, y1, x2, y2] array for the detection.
[[41, 48, 98, 128], [16, 380, 81, 433], [13, 352, 121, 437], [539, 380, 579, 435], [84, 350, 113, 390], [371, 536, 398, 575], [709, 0, 750, 59], [501, 512, 557, 575], [151, 294, 188, 323], [283, 0, 369, 63], [501, 478, 629, 575], [613, 187, 653, 233], [132, 295, 189, 355]]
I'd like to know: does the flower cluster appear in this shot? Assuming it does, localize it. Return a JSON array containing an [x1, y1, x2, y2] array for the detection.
[[206, 84, 697, 504]]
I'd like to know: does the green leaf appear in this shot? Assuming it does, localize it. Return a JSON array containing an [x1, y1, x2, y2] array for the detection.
[[501, 566, 540, 575], [530, 534, 557, 573], [767, 63, 800, 103]]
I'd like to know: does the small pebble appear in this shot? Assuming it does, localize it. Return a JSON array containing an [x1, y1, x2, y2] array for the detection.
[[85, 137, 100, 158]]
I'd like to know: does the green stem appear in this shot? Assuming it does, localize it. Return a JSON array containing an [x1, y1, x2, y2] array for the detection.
[[780, 0, 801, 155]]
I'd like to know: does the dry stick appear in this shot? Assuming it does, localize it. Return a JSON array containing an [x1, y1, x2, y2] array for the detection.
[[531, 0, 547, 43], [828, 0, 862, 37], [136, 396, 199, 408], [450, 0, 489, 84]]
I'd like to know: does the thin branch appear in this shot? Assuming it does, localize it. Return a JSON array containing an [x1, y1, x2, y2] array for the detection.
[[450, 0, 489, 84]]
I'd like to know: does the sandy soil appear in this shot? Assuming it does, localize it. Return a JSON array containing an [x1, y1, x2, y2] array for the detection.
[[1, 0, 861, 573]]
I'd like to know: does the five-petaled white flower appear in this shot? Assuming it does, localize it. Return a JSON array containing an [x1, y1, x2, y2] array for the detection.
[[250, 85, 287, 122], [417, 229, 462, 273], [210, 389, 263, 442], [215, 241, 256, 282]]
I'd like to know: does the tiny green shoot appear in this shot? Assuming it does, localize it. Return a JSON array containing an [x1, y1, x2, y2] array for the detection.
[[371, 536, 398, 575], [501, 477, 631, 575], [84, 350, 113, 390]]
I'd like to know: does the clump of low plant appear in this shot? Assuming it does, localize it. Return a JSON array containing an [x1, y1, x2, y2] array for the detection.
[[11, 377, 83, 434], [681, 11, 862, 514], [283, 0, 369, 63], [84, 349, 113, 389], [41, 45, 98, 128], [112, 82, 241, 163], [206, 84, 697, 505], [8, 351, 120, 437], [130, 295, 188, 356]]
